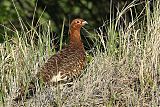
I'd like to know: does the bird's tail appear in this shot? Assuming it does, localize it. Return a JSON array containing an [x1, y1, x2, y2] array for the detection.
[[13, 80, 36, 102]]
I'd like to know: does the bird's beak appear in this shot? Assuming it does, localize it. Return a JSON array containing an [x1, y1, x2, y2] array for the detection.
[[82, 21, 88, 26]]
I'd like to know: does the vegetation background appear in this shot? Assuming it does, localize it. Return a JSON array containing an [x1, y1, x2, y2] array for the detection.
[[0, 0, 148, 44], [1, 0, 159, 107]]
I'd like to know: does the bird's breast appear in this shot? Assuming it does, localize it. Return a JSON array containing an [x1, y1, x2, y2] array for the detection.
[[50, 49, 85, 83]]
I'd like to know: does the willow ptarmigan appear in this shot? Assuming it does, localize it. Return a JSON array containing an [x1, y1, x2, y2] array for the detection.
[[14, 18, 88, 102]]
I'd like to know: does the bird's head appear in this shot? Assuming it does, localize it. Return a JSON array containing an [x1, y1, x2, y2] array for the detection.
[[69, 18, 88, 46], [70, 18, 88, 30]]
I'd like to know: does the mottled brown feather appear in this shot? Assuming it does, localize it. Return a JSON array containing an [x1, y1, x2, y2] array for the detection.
[[14, 18, 88, 102]]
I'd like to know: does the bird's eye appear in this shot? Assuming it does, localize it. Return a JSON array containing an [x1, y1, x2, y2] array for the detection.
[[76, 21, 80, 23]]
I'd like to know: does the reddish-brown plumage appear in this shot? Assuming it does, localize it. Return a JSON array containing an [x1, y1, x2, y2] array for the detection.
[[14, 18, 88, 102]]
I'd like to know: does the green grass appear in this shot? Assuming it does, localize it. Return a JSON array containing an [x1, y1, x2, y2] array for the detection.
[[1, 0, 160, 107]]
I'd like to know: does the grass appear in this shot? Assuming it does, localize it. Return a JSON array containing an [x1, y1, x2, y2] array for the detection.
[[0, 0, 160, 107]]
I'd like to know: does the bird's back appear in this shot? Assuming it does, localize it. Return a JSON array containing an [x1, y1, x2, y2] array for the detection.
[[36, 45, 86, 84]]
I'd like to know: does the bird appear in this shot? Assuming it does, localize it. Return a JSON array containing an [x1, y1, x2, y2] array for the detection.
[[13, 18, 88, 102]]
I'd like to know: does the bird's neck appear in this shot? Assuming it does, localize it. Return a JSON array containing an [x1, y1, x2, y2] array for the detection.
[[69, 28, 83, 48]]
